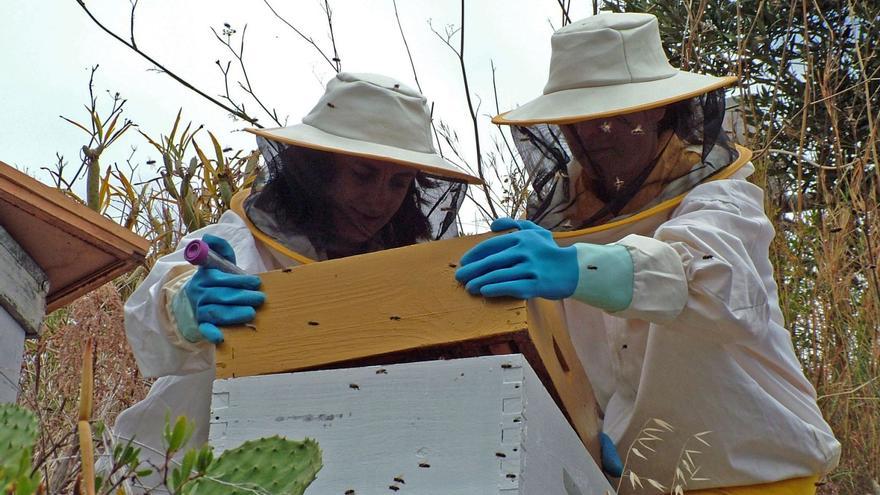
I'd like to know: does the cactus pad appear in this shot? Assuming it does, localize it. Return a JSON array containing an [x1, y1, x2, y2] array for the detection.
[[0, 404, 40, 493], [186, 436, 322, 495]]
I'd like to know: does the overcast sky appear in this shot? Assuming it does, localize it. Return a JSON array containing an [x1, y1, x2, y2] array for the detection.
[[1, 0, 594, 229]]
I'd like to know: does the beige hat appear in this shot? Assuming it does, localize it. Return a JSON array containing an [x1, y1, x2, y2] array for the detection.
[[493, 13, 737, 126], [248, 72, 482, 184]]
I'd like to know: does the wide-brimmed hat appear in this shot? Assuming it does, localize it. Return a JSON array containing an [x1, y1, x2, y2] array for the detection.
[[492, 13, 737, 126], [248, 72, 481, 184]]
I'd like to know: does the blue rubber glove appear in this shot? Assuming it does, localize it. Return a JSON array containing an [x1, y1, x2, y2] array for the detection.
[[177, 234, 265, 344], [455, 218, 578, 299], [600, 432, 623, 478]]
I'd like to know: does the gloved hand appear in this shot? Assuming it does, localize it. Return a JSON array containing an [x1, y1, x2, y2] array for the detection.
[[600, 431, 623, 478], [175, 234, 265, 344], [455, 217, 578, 299]]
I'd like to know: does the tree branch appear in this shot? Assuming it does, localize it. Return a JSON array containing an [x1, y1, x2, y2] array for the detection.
[[321, 0, 342, 72], [262, 0, 340, 72], [211, 24, 283, 127], [129, 0, 138, 49], [556, 0, 572, 25], [429, 1, 499, 218], [73, 0, 263, 127]]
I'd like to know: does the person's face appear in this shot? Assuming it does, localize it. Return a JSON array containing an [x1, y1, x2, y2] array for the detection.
[[560, 107, 666, 182], [325, 155, 417, 245]]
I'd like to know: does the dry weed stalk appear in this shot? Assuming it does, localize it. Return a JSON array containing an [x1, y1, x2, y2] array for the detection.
[[615, 418, 713, 495], [77, 338, 96, 495]]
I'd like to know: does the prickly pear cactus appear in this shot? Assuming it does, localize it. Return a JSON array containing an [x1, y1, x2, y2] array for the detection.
[[186, 436, 322, 495], [0, 404, 40, 494]]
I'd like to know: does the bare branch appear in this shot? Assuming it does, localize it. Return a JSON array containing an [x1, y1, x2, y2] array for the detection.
[[391, 0, 423, 92], [556, 0, 572, 25], [321, 0, 342, 71], [262, 0, 340, 72], [129, 0, 138, 49], [456, 0, 498, 218], [211, 24, 283, 126], [430, 2, 500, 219], [73, 0, 262, 126]]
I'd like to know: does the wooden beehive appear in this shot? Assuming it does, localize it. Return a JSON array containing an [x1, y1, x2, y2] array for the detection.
[[0, 160, 148, 402], [211, 355, 614, 495], [0, 160, 149, 318], [216, 232, 602, 460]]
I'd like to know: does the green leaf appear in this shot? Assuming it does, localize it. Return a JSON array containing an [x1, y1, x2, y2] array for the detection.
[[60, 115, 93, 135], [92, 111, 104, 141], [195, 447, 214, 473], [167, 416, 192, 453], [171, 466, 184, 492], [169, 108, 183, 146], [180, 449, 197, 479], [208, 131, 226, 171]]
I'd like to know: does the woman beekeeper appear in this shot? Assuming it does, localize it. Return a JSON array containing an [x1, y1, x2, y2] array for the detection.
[[114, 72, 480, 488], [455, 13, 840, 494]]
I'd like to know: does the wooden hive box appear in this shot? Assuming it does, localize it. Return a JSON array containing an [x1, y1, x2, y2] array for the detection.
[[210, 355, 615, 495], [216, 233, 602, 460], [0, 160, 149, 319], [0, 160, 148, 402]]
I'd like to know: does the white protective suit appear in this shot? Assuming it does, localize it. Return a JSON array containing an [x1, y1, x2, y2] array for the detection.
[[114, 195, 310, 490], [550, 147, 840, 491]]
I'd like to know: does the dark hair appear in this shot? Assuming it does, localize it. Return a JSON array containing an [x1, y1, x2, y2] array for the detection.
[[252, 145, 434, 252]]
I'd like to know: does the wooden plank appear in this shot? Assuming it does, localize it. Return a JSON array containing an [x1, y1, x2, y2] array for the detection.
[[216, 233, 529, 376], [0, 226, 48, 335], [0, 162, 144, 249], [210, 355, 614, 495], [0, 161, 149, 312], [216, 232, 602, 461]]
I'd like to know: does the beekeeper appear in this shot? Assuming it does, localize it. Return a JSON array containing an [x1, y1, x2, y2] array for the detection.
[[114, 72, 480, 488], [455, 13, 840, 494]]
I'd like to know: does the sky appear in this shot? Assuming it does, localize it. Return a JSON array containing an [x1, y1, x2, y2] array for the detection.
[[1, 0, 593, 231]]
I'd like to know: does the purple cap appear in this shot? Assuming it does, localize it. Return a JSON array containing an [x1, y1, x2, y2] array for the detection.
[[184, 239, 210, 265]]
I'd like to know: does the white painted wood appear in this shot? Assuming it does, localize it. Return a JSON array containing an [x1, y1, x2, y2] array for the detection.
[[211, 354, 615, 495], [0, 307, 25, 403], [519, 361, 613, 495], [0, 225, 48, 336]]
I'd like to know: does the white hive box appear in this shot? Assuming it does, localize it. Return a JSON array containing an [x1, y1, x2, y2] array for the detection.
[[210, 354, 615, 495]]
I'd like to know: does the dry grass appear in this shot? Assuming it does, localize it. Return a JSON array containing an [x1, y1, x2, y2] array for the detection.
[[17, 285, 151, 492]]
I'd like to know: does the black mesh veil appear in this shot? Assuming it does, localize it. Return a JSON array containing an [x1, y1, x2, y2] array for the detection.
[[243, 136, 466, 260], [512, 89, 738, 231]]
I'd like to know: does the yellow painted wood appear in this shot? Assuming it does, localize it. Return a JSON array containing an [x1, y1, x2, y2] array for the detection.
[[216, 232, 600, 460], [216, 233, 528, 374]]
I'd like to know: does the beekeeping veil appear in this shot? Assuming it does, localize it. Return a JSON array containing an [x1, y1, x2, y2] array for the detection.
[[493, 13, 740, 230], [242, 72, 481, 260]]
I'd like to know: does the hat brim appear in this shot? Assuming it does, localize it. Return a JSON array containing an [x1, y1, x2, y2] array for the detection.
[[493, 71, 738, 126], [247, 125, 482, 184]]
